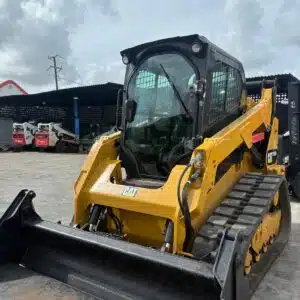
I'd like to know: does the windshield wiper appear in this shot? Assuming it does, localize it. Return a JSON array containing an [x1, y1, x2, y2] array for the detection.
[[159, 64, 193, 120]]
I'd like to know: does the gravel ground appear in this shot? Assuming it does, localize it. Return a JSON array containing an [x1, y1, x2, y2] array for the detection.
[[0, 152, 84, 224], [0, 152, 300, 299]]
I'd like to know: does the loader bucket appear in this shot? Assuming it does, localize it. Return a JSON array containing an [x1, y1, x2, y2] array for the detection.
[[0, 189, 289, 300]]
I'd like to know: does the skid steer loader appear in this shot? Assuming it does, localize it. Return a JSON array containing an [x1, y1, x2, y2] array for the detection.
[[0, 34, 292, 300]]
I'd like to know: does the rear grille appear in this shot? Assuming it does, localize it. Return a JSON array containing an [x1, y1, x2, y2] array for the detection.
[[35, 134, 48, 139], [12, 134, 24, 139]]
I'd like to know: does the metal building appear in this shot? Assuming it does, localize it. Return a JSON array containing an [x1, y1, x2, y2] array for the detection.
[[246, 73, 300, 134], [0, 82, 123, 148]]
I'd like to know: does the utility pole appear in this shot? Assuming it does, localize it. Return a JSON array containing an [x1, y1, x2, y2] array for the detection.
[[47, 55, 63, 90]]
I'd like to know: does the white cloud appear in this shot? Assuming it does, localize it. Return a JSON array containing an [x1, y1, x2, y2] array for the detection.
[[1, 0, 300, 93], [0, 0, 120, 91]]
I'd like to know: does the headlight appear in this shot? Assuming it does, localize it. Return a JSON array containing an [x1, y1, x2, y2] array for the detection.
[[122, 55, 129, 65], [191, 42, 202, 53]]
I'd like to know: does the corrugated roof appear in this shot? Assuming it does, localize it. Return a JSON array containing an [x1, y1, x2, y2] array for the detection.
[[0, 81, 123, 107], [29, 81, 123, 96], [246, 73, 299, 94], [246, 73, 300, 82]]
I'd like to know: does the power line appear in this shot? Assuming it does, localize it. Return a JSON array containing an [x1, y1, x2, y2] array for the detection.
[[47, 54, 64, 90], [57, 75, 84, 86]]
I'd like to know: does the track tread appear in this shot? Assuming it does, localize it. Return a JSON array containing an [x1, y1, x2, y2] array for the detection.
[[248, 197, 269, 206], [221, 198, 243, 207], [207, 215, 229, 227], [198, 225, 220, 240], [238, 178, 257, 185], [214, 206, 237, 217], [236, 214, 260, 226], [253, 190, 274, 198], [233, 184, 254, 192], [228, 191, 248, 200], [193, 172, 285, 262], [242, 205, 265, 216]]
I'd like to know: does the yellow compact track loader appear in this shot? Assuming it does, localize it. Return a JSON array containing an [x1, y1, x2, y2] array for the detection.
[[0, 35, 292, 300]]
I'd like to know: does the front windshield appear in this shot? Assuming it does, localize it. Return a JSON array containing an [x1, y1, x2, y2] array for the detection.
[[125, 53, 196, 177]]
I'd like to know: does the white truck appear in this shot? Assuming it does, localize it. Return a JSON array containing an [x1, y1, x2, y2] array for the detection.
[[12, 122, 38, 150], [34, 122, 80, 152]]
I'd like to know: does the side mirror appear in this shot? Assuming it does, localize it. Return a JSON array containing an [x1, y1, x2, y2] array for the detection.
[[195, 78, 206, 99], [125, 99, 137, 123]]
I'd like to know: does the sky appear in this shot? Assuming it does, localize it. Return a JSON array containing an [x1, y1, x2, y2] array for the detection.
[[0, 0, 300, 94]]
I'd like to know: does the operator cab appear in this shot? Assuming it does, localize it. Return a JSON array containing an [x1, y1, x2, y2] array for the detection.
[[119, 34, 246, 183]]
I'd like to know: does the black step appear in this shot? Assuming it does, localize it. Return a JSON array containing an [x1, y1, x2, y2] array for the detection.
[[263, 177, 282, 183], [215, 206, 237, 217], [258, 183, 277, 190], [253, 190, 275, 198], [228, 191, 248, 200], [238, 178, 257, 185], [236, 214, 260, 226], [248, 197, 270, 207], [243, 205, 265, 216], [233, 184, 254, 192], [222, 198, 243, 208], [230, 224, 253, 236], [198, 225, 220, 240], [207, 215, 229, 227]]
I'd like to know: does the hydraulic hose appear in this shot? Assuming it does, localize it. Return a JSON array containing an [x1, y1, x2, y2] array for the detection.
[[176, 164, 190, 216], [176, 152, 203, 251]]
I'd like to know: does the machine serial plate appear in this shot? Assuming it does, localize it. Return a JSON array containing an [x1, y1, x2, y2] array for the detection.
[[122, 186, 138, 197]]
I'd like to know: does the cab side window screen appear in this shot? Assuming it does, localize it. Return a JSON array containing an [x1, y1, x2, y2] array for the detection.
[[209, 64, 242, 124], [210, 69, 227, 123], [226, 68, 242, 113]]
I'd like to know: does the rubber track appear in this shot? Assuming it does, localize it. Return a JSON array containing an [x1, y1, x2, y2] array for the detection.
[[193, 172, 284, 262]]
